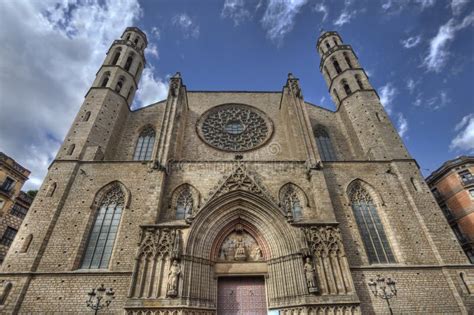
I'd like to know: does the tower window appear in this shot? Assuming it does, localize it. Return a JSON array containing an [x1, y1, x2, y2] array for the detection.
[[0, 227, 18, 247], [325, 41, 330, 49], [344, 52, 353, 69], [67, 144, 75, 156], [348, 182, 396, 264], [81, 184, 124, 269], [83, 111, 91, 122], [332, 58, 342, 74], [133, 126, 155, 160], [136, 63, 142, 76], [115, 77, 125, 93], [342, 80, 352, 96], [355, 74, 364, 89], [134, 37, 139, 45], [111, 48, 121, 65], [100, 72, 110, 88], [176, 186, 193, 220], [124, 54, 134, 72], [333, 37, 338, 46], [314, 126, 337, 161], [125, 33, 131, 41]]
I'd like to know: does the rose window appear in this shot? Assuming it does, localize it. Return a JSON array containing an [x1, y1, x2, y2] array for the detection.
[[197, 104, 273, 152]]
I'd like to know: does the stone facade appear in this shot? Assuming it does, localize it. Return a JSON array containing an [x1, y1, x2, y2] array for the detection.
[[0, 152, 32, 264], [0, 27, 473, 314], [426, 156, 474, 263]]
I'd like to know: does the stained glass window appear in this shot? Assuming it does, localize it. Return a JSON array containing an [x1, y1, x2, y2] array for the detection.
[[349, 182, 395, 264], [176, 187, 193, 219], [315, 127, 337, 161], [81, 185, 124, 269], [133, 126, 155, 160], [282, 185, 303, 219]]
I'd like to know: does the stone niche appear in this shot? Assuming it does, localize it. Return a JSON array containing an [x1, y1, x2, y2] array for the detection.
[[213, 223, 268, 275]]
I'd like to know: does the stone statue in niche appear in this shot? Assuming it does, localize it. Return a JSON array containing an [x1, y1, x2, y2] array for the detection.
[[217, 229, 263, 262], [166, 260, 181, 297], [234, 238, 247, 261], [304, 257, 319, 293]]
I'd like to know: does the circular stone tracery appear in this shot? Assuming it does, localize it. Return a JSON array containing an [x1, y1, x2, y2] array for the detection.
[[197, 104, 273, 152]]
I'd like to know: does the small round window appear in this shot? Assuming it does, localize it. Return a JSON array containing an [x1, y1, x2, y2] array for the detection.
[[225, 120, 244, 135]]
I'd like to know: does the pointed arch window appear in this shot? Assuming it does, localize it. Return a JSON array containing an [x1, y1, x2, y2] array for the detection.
[[314, 126, 337, 161], [81, 185, 124, 269], [176, 186, 193, 219], [282, 185, 303, 219], [100, 72, 110, 87], [111, 48, 121, 65], [343, 52, 353, 69], [332, 58, 342, 74], [115, 76, 125, 93], [342, 79, 351, 96], [349, 182, 395, 264], [133, 126, 155, 160], [355, 74, 364, 90], [124, 53, 134, 72]]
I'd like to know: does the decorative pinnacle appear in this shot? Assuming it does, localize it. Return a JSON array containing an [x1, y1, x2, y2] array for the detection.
[[173, 72, 181, 79], [288, 73, 295, 79]]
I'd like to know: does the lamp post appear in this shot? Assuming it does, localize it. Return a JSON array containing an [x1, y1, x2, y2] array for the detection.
[[86, 284, 115, 314], [368, 275, 397, 315]]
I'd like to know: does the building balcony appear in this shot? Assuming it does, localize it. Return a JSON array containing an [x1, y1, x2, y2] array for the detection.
[[0, 186, 13, 197], [462, 177, 474, 187]]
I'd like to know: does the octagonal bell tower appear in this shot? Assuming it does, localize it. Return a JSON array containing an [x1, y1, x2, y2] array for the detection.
[[317, 31, 410, 160]]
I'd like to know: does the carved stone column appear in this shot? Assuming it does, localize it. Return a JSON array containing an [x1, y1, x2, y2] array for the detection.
[[302, 225, 355, 295]]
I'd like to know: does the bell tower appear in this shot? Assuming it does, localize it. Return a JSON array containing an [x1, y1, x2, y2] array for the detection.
[[316, 31, 410, 160], [56, 27, 147, 161]]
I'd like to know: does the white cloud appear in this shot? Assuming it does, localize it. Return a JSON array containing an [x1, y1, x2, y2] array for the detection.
[[151, 26, 161, 39], [423, 12, 474, 72], [221, 0, 252, 26], [407, 78, 417, 93], [382, 0, 436, 13], [450, 113, 474, 153], [261, 0, 308, 43], [334, 11, 355, 26], [0, 0, 167, 190], [412, 90, 450, 110], [451, 0, 469, 15], [414, 0, 436, 9], [379, 83, 397, 115], [314, 2, 329, 22], [172, 13, 200, 39], [397, 113, 409, 138], [134, 67, 168, 109], [146, 43, 159, 58], [401, 35, 421, 48]]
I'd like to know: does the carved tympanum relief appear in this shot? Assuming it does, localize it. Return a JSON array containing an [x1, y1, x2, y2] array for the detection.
[[197, 104, 273, 152], [217, 226, 263, 262]]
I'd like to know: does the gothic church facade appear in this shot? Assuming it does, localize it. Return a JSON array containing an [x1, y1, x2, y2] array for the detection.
[[0, 27, 473, 314]]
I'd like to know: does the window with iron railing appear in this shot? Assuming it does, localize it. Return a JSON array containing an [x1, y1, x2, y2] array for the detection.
[[10, 203, 28, 219], [0, 227, 17, 247], [459, 170, 474, 186], [440, 203, 454, 221], [0, 177, 15, 193], [431, 187, 442, 200]]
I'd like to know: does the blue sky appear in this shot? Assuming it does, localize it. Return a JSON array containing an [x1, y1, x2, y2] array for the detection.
[[0, 0, 473, 190]]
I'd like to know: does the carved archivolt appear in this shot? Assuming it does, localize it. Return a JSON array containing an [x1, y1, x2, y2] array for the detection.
[[197, 104, 273, 152]]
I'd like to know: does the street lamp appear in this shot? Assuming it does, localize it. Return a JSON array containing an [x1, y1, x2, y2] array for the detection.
[[86, 284, 115, 314], [368, 275, 397, 315]]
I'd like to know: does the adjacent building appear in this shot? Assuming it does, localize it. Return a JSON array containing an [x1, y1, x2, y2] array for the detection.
[[0, 28, 473, 314], [0, 152, 33, 264], [427, 156, 474, 263]]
